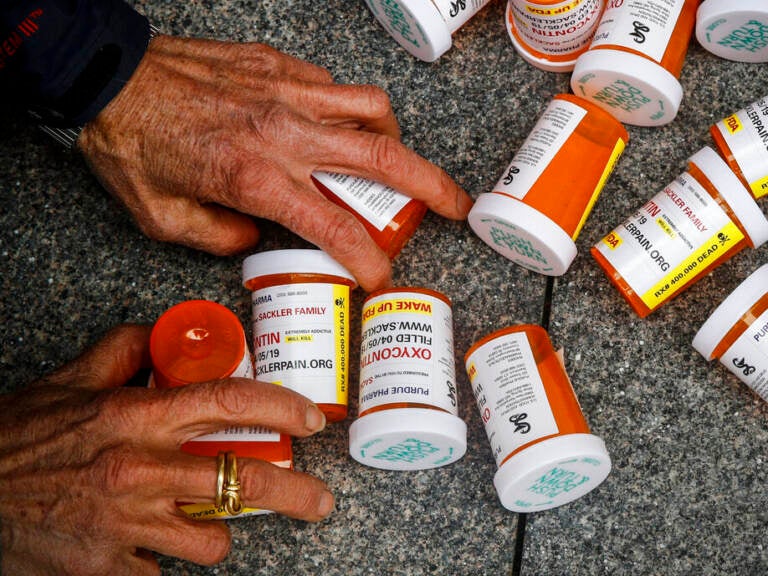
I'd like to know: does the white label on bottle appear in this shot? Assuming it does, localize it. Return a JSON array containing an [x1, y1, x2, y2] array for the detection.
[[508, 0, 604, 56], [716, 97, 768, 199], [433, 0, 492, 33], [466, 331, 558, 467], [189, 348, 281, 443], [494, 98, 586, 199], [589, 0, 685, 63], [595, 171, 744, 311], [722, 309, 768, 401], [359, 292, 457, 414], [313, 171, 410, 232], [251, 282, 349, 405]]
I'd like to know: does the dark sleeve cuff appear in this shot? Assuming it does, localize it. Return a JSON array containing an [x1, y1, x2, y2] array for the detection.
[[1, 0, 151, 128]]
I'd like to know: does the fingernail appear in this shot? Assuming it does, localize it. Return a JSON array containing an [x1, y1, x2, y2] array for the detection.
[[317, 490, 335, 517], [305, 404, 326, 432]]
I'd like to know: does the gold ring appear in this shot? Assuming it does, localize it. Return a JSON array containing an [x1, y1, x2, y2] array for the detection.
[[222, 451, 243, 516], [215, 452, 226, 508]]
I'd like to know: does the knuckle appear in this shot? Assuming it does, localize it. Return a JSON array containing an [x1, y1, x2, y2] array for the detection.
[[241, 43, 283, 76], [368, 135, 403, 177], [211, 380, 251, 418], [245, 102, 293, 145], [316, 208, 369, 253], [133, 208, 183, 244], [358, 84, 392, 118], [93, 446, 142, 495], [241, 465, 272, 501], [314, 66, 334, 84]]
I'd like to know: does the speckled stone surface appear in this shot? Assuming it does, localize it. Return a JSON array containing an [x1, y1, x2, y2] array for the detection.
[[1, 1, 767, 575]]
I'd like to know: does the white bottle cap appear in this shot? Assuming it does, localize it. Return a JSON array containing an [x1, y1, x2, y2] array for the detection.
[[364, 0, 452, 62], [689, 147, 768, 248], [504, 2, 577, 73], [494, 433, 612, 512], [696, 0, 768, 63], [692, 263, 768, 360], [242, 249, 356, 286], [349, 408, 467, 471], [468, 192, 578, 276], [571, 49, 683, 127]]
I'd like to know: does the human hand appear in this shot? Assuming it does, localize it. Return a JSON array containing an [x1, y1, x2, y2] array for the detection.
[[0, 324, 333, 575], [78, 36, 473, 292]]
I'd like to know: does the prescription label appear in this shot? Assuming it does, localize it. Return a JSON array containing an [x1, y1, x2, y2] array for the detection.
[[589, 0, 685, 63], [313, 172, 410, 231], [466, 331, 558, 467], [715, 98, 768, 199], [509, 0, 603, 56], [722, 309, 768, 401], [494, 98, 587, 200], [595, 171, 743, 312], [433, 0, 491, 31], [359, 291, 456, 414], [251, 282, 350, 405]]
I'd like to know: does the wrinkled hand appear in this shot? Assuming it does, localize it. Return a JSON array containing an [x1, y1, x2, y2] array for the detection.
[[78, 36, 473, 291], [0, 324, 333, 575]]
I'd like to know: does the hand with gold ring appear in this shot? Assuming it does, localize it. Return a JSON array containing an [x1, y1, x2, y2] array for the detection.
[[0, 324, 334, 575]]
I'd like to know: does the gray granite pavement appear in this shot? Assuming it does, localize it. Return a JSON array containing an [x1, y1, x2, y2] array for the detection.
[[1, 1, 766, 574]]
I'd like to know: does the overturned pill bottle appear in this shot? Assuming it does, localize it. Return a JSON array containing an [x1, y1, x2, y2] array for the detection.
[[710, 96, 768, 200], [363, 0, 492, 62], [312, 172, 427, 259], [468, 93, 628, 276], [505, 0, 606, 72], [571, 0, 699, 126], [591, 146, 768, 318], [349, 288, 467, 470], [150, 299, 292, 519], [243, 250, 357, 423], [696, 0, 768, 63], [693, 264, 768, 402], [465, 325, 611, 512]]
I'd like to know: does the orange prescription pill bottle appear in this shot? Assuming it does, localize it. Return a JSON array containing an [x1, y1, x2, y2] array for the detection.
[[311, 172, 427, 259], [591, 147, 768, 318], [693, 264, 768, 402], [710, 96, 768, 200], [468, 93, 628, 276], [363, 0, 493, 62], [571, 0, 699, 126], [348, 288, 467, 470], [695, 0, 768, 63], [150, 299, 292, 519], [505, 0, 606, 72], [242, 250, 357, 423], [464, 325, 611, 512]]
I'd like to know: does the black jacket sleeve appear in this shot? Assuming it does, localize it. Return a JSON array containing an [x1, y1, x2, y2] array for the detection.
[[0, 0, 150, 128]]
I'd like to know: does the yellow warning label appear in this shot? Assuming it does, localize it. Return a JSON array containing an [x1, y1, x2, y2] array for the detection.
[[179, 502, 270, 520], [640, 222, 743, 309], [285, 334, 313, 343], [466, 362, 477, 383], [361, 298, 433, 324], [334, 284, 350, 406], [656, 217, 676, 238], [723, 113, 743, 135], [750, 175, 768, 199], [601, 230, 623, 250], [525, 0, 582, 16]]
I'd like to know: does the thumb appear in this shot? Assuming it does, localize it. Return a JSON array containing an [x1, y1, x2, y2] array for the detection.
[[41, 324, 153, 390]]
